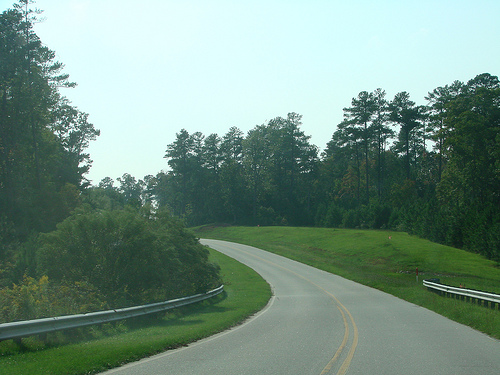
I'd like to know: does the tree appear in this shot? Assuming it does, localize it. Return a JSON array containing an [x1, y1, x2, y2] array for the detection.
[[82, 177, 125, 211], [163, 129, 223, 224], [0, 1, 99, 239], [219, 127, 246, 222], [200, 133, 225, 221], [284, 113, 319, 223], [436, 74, 500, 258], [203, 133, 222, 172], [389, 92, 425, 180], [370, 89, 393, 201], [425, 80, 464, 181], [343, 91, 377, 204], [37, 207, 221, 306], [242, 124, 273, 223], [164, 129, 194, 217], [141, 174, 156, 205], [329, 120, 363, 205], [220, 126, 244, 164], [439, 74, 499, 205], [50, 99, 100, 187], [117, 173, 144, 207], [240, 114, 318, 225], [266, 113, 317, 221]]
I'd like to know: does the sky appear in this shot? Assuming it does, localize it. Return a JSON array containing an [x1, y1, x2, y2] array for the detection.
[[1, 0, 499, 185]]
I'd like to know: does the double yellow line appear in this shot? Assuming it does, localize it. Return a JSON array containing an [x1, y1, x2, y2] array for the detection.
[[316, 282, 358, 375], [221, 242, 359, 375]]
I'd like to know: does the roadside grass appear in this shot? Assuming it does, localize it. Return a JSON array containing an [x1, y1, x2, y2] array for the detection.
[[0, 249, 271, 375], [195, 225, 500, 339]]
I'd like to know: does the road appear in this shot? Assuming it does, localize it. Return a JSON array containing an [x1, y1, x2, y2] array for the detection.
[[102, 239, 500, 375]]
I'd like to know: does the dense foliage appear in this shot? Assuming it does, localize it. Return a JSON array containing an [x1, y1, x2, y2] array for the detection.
[[0, 0, 100, 286], [145, 74, 499, 260], [0, 1, 221, 323], [37, 207, 220, 306], [0, 2, 99, 242]]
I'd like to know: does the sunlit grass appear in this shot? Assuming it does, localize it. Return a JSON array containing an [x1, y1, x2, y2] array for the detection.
[[195, 225, 500, 339], [0, 249, 271, 375]]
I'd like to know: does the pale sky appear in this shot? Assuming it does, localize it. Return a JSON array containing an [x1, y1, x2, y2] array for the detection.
[[2, 0, 499, 184]]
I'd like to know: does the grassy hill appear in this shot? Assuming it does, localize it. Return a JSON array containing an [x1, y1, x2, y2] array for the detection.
[[195, 225, 500, 339]]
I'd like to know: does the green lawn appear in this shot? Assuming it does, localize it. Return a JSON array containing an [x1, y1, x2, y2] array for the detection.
[[195, 225, 500, 339], [0, 249, 272, 375]]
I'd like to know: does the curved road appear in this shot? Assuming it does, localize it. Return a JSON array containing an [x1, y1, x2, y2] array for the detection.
[[103, 239, 500, 375]]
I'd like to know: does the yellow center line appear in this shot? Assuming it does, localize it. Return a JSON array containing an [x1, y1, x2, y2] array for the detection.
[[212, 242, 359, 375], [293, 272, 359, 375], [319, 305, 348, 375]]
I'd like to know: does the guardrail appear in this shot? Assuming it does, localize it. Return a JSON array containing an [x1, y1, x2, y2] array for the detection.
[[423, 279, 500, 309], [0, 285, 224, 342]]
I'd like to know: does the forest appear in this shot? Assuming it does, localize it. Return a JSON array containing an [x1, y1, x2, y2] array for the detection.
[[151, 74, 499, 261], [0, 1, 220, 323], [1, 0, 499, 323], [92, 71, 500, 261]]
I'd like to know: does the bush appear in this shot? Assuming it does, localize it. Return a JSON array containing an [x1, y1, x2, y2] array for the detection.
[[0, 276, 105, 323], [36, 207, 221, 309], [324, 204, 343, 227], [257, 206, 284, 226], [371, 204, 391, 229], [342, 209, 360, 228]]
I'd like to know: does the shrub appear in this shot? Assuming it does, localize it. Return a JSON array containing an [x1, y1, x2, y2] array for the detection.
[[0, 276, 105, 323], [37, 207, 221, 308]]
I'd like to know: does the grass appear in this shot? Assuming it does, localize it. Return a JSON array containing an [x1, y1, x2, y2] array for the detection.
[[195, 225, 500, 339], [0, 248, 272, 375]]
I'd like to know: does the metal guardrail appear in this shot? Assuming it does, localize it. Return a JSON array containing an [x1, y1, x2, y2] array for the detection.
[[423, 279, 500, 309], [0, 285, 224, 341]]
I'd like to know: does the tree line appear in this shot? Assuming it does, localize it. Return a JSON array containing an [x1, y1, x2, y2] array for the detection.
[[0, 1, 221, 323], [125, 73, 497, 260]]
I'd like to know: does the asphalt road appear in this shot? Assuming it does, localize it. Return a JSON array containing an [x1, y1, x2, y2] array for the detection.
[[102, 239, 500, 375]]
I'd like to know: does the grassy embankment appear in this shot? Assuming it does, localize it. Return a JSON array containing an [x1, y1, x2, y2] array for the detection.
[[0, 249, 271, 375], [195, 225, 500, 339]]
